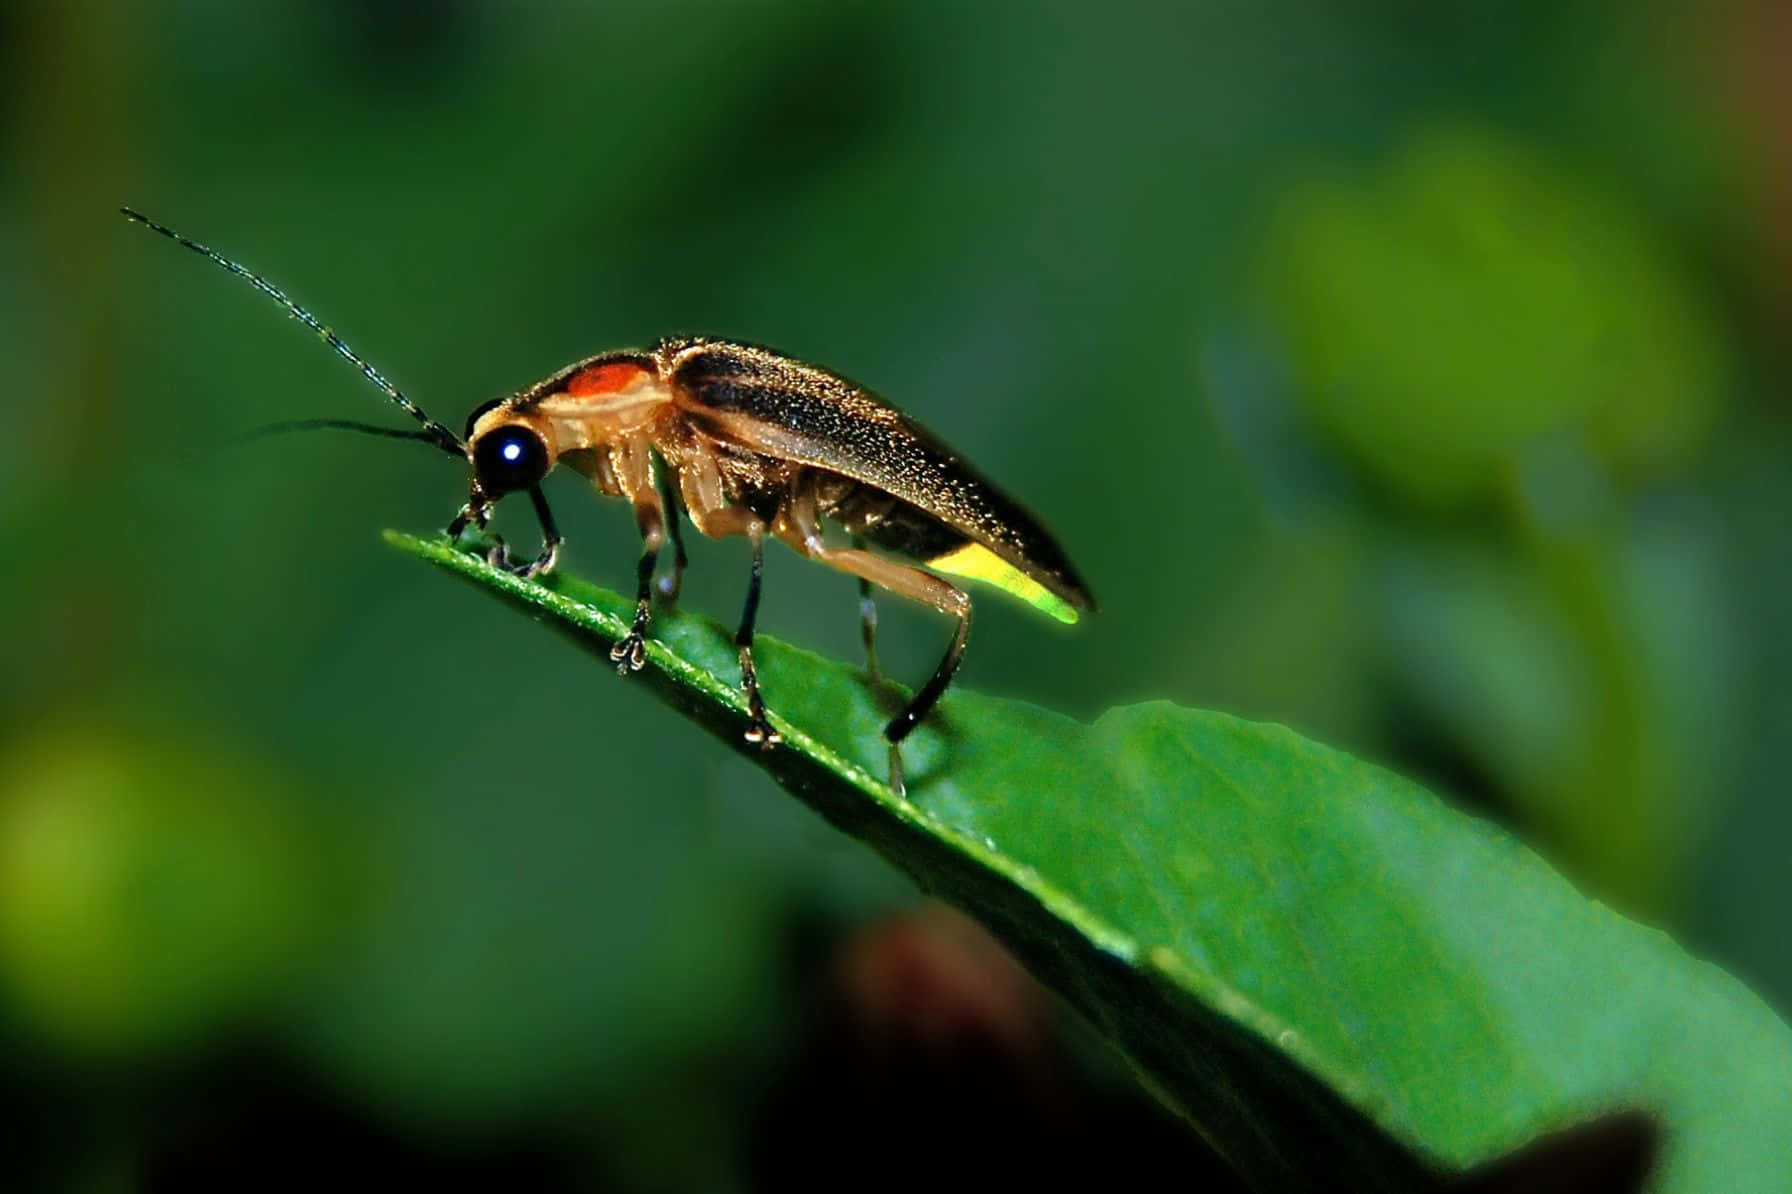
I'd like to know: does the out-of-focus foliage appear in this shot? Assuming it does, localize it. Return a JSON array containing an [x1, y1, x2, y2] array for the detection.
[[1248, 124, 1738, 914], [0, 728, 335, 1054], [1, 0, 1788, 1187], [1263, 125, 1723, 506]]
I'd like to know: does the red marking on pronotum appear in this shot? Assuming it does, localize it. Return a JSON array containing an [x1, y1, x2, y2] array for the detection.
[[565, 361, 647, 397]]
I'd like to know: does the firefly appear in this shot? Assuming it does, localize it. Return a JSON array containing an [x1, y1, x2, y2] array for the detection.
[[124, 208, 1095, 792]]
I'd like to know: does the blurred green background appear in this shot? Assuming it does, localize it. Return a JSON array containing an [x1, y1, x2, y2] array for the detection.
[[2, 0, 1788, 1187]]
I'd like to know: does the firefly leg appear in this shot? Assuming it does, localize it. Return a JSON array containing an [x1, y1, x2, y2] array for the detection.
[[445, 502, 482, 540], [689, 505, 777, 745], [672, 441, 789, 747], [735, 527, 780, 748], [652, 451, 689, 604], [484, 486, 563, 579], [603, 439, 681, 672], [446, 492, 492, 543], [610, 502, 665, 674], [851, 533, 881, 682], [773, 517, 970, 795]]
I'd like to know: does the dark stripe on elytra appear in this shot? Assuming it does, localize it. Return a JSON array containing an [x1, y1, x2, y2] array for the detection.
[[681, 370, 1091, 603]]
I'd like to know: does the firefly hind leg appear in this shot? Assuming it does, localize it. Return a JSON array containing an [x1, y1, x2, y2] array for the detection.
[[851, 533, 881, 682], [773, 516, 970, 795]]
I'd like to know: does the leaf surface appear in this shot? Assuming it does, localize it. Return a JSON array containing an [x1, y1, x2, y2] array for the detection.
[[391, 531, 1792, 1192]]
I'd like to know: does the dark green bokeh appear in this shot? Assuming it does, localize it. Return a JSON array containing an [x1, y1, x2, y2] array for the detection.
[[2, 0, 1787, 1186]]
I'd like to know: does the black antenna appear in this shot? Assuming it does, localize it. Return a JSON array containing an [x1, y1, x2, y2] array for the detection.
[[121, 207, 465, 458], [227, 418, 456, 447]]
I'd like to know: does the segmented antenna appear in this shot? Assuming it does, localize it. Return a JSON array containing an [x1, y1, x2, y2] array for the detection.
[[121, 207, 464, 456], [227, 418, 453, 447]]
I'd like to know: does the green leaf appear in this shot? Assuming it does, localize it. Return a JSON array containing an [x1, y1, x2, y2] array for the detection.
[[390, 531, 1792, 1192]]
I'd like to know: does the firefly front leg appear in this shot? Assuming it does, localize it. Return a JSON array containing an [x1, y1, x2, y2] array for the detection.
[[485, 487, 563, 579], [445, 491, 491, 544]]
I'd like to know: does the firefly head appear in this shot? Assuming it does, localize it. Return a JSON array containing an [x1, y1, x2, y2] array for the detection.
[[472, 422, 551, 496], [461, 398, 558, 521], [444, 401, 565, 572]]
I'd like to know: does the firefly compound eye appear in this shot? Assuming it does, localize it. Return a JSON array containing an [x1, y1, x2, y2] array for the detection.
[[472, 425, 550, 494]]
